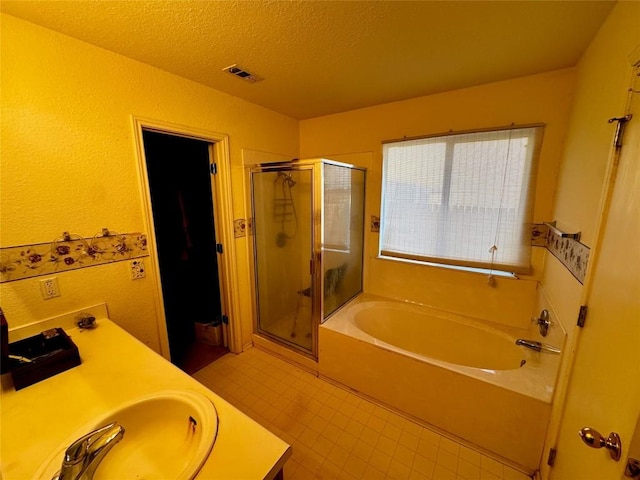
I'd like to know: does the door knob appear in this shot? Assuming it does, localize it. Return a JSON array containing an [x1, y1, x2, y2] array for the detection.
[[579, 427, 622, 461]]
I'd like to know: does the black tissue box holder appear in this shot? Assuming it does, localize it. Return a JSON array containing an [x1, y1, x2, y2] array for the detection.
[[9, 328, 81, 390]]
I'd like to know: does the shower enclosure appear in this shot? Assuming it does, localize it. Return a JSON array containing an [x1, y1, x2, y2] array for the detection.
[[250, 159, 366, 358]]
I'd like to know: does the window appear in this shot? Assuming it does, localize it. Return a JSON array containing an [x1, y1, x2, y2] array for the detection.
[[380, 125, 543, 274]]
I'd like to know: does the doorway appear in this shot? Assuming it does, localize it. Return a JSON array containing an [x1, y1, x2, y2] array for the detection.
[[142, 129, 229, 373]]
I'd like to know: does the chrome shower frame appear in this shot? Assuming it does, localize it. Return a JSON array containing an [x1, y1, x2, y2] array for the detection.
[[249, 158, 366, 360]]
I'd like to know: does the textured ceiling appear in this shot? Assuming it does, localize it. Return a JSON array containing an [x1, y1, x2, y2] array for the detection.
[[1, 1, 616, 119]]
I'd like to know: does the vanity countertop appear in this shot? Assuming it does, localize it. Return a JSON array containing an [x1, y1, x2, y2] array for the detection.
[[0, 312, 291, 479]]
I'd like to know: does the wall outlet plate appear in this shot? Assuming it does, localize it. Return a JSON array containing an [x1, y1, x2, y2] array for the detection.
[[130, 259, 145, 280], [39, 277, 60, 299]]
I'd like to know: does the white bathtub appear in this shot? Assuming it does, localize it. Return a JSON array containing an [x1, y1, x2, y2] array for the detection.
[[319, 293, 562, 472]]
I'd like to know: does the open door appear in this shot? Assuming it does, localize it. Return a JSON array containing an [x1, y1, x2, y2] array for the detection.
[[546, 40, 640, 479], [142, 130, 228, 373]]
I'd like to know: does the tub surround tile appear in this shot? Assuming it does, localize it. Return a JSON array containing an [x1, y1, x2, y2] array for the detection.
[[193, 347, 534, 480]]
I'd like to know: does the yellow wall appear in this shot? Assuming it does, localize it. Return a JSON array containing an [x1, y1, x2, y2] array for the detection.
[[300, 69, 576, 326], [0, 14, 298, 351]]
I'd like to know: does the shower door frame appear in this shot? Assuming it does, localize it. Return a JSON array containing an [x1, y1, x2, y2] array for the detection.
[[250, 161, 320, 359], [250, 158, 366, 360]]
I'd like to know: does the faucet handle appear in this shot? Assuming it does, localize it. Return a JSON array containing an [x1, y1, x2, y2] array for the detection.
[[63, 422, 118, 464], [531, 309, 551, 337]]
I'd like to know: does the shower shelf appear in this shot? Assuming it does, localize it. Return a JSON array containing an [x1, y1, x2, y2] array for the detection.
[[543, 221, 581, 241]]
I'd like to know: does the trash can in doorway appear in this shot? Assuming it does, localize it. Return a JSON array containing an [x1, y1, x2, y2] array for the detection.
[[194, 319, 222, 347]]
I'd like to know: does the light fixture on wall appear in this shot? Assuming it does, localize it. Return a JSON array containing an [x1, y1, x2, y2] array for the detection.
[[222, 64, 264, 83]]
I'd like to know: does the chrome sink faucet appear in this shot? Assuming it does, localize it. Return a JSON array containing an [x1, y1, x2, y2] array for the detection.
[[53, 422, 125, 480]]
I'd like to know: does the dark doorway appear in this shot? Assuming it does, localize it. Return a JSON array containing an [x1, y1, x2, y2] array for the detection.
[[142, 130, 228, 373]]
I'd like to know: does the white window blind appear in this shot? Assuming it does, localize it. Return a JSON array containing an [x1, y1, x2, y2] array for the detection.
[[380, 126, 543, 274], [323, 164, 352, 250]]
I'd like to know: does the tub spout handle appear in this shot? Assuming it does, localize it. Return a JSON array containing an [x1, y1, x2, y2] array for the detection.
[[515, 339, 561, 354]]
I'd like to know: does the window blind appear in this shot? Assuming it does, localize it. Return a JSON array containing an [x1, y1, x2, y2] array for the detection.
[[380, 126, 543, 274]]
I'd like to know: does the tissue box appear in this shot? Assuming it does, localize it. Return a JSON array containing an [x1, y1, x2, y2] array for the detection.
[[9, 328, 81, 390]]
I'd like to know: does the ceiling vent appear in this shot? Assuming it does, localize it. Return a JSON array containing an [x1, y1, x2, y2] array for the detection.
[[222, 64, 263, 83]]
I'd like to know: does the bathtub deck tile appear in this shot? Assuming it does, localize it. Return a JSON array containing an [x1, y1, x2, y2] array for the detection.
[[193, 346, 533, 480]]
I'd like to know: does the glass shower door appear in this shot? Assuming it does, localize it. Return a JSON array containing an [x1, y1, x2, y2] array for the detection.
[[322, 163, 365, 319], [251, 168, 314, 353]]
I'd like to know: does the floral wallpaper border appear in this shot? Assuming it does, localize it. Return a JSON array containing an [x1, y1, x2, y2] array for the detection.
[[531, 223, 590, 283], [0, 233, 148, 283], [545, 229, 590, 284]]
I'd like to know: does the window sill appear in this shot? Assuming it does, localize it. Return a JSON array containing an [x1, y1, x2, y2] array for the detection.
[[376, 255, 519, 279]]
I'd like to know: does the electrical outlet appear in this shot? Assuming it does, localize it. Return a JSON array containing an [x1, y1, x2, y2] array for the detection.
[[130, 259, 145, 280], [39, 277, 60, 299]]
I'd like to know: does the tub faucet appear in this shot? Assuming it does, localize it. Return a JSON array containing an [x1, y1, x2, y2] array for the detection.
[[53, 422, 125, 480], [515, 339, 561, 354]]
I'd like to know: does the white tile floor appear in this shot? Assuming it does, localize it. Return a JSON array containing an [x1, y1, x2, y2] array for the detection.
[[193, 347, 531, 480]]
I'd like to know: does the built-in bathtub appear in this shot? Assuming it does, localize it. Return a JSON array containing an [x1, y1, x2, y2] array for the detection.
[[318, 293, 563, 472]]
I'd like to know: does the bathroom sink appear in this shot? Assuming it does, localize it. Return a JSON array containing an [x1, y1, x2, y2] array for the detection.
[[35, 390, 218, 480]]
